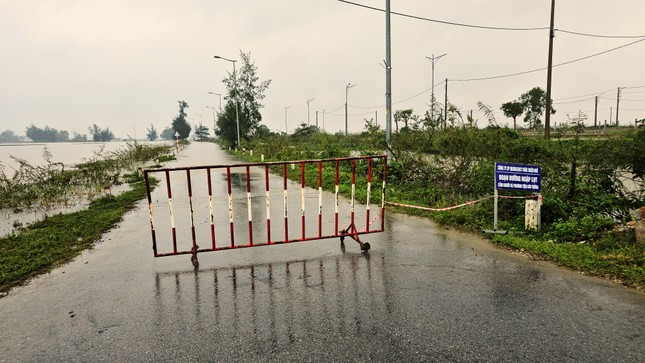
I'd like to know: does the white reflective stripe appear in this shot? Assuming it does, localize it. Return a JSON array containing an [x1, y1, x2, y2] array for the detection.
[[148, 203, 155, 230], [168, 198, 175, 228], [381, 180, 386, 209], [266, 190, 271, 220], [351, 183, 355, 213], [247, 192, 252, 222], [335, 185, 339, 214], [366, 182, 371, 210], [318, 187, 323, 215], [208, 195, 214, 225], [283, 190, 288, 218], [228, 194, 233, 222], [301, 187, 305, 216]]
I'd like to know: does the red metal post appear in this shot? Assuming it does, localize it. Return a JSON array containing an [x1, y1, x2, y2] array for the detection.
[[318, 160, 323, 238], [351, 160, 356, 226], [301, 161, 305, 240], [265, 165, 271, 244], [207, 168, 215, 250], [381, 157, 387, 231], [186, 170, 197, 254], [226, 166, 235, 248], [283, 164, 288, 242], [366, 158, 372, 232], [165, 170, 177, 254], [335, 160, 339, 235], [246, 166, 253, 246]]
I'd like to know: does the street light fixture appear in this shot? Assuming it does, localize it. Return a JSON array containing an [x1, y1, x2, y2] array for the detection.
[[214, 55, 240, 148], [345, 83, 355, 135], [425, 53, 447, 124], [306, 98, 315, 125]]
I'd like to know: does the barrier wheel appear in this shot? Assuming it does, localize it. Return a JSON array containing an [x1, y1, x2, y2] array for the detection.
[[191, 255, 199, 268], [361, 242, 371, 251]]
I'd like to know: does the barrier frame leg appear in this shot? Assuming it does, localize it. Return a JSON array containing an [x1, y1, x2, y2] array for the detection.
[[340, 222, 371, 251]]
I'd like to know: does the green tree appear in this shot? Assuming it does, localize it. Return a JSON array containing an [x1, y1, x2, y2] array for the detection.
[[394, 109, 413, 131], [0, 130, 22, 143], [88, 124, 114, 142], [500, 101, 525, 130], [70, 132, 87, 142], [160, 127, 175, 140], [519, 87, 555, 128], [216, 51, 271, 147], [172, 101, 191, 139], [25, 125, 69, 142], [146, 124, 158, 141], [194, 124, 210, 141]]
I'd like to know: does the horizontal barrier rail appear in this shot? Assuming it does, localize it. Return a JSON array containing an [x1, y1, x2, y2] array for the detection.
[[144, 155, 387, 267]]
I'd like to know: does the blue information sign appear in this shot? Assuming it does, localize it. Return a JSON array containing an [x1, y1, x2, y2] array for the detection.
[[495, 162, 541, 192]]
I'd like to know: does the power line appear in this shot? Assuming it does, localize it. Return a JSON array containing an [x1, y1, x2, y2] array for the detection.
[[555, 28, 645, 39], [451, 38, 645, 82], [349, 80, 446, 110], [337, 0, 548, 31]]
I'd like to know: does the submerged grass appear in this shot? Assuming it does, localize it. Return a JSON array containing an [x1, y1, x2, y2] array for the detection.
[[0, 172, 157, 293]]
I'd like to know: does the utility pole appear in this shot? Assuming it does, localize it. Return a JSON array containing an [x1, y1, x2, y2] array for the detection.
[[444, 78, 448, 129], [375, 111, 378, 127], [610, 107, 613, 125], [316, 110, 319, 128], [544, 0, 556, 139], [306, 98, 315, 125], [284, 106, 291, 134], [385, 0, 392, 164], [322, 109, 326, 131], [425, 53, 447, 124], [594, 96, 598, 127], [616, 87, 621, 127], [345, 83, 355, 135]]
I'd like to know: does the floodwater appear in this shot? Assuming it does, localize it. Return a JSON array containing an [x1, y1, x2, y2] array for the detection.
[[0, 143, 644, 362], [0, 140, 170, 172]]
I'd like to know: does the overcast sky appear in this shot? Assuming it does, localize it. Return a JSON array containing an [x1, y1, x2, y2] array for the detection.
[[1, 0, 644, 138]]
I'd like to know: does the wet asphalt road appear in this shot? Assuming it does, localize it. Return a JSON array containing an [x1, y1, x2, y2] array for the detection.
[[1, 143, 644, 362]]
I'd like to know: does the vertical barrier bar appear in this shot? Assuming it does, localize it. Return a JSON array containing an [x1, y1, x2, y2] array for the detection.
[[265, 165, 271, 244], [186, 170, 197, 253], [366, 158, 372, 232], [301, 161, 306, 240], [144, 171, 158, 256], [165, 170, 177, 254], [318, 160, 323, 238], [335, 160, 339, 235], [381, 157, 387, 231], [226, 166, 235, 248], [246, 166, 253, 246], [207, 168, 216, 250], [283, 164, 289, 242], [351, 160, 356, 226]]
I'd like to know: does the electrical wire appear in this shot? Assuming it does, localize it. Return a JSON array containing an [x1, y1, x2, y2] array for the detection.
[[450, 38, 645, 82], [337, 0, 548, 31], [555, 28, 645, 39]]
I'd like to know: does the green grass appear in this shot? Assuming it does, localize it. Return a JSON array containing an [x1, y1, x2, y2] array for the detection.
[[0, 173, 156, 293]]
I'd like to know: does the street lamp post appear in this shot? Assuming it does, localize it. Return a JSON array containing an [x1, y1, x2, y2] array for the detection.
[[284, 106, 291, 134], [345, 83, 355, 135], [208, 92, 222, 111], [425, 53, 447, 125], [306, 98, 315, 125], [213, 56, 240, 149], [205, 106, 216, 137]]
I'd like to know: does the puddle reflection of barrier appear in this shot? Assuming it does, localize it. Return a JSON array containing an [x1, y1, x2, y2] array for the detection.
[[153, 253, 389, 342], [144, 156, 387, 267]]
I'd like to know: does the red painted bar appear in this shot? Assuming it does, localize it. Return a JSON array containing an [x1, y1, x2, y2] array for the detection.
[[283, 164, 288, 242], [381, 157, 387, 231], [301, 161, 305, 240], [226, 166, 235, 248], [165, 170, 177, 253], [366, 158, 372, 232], [186, 169, 197, 254], [144, 172, 158, 256], [351, 160, 356, 225], [335, 160, 339, 235], [246, 166, 253, 246], [318, 160, 322, 238], [265, 165, 271, 244], [207, 167, 215, 250]]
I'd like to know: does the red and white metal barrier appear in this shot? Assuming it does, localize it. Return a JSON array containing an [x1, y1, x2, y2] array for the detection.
[[144, 155, 387, 267]]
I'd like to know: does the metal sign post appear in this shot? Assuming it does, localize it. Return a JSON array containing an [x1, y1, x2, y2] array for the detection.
[[487, 162, 542, 234]]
